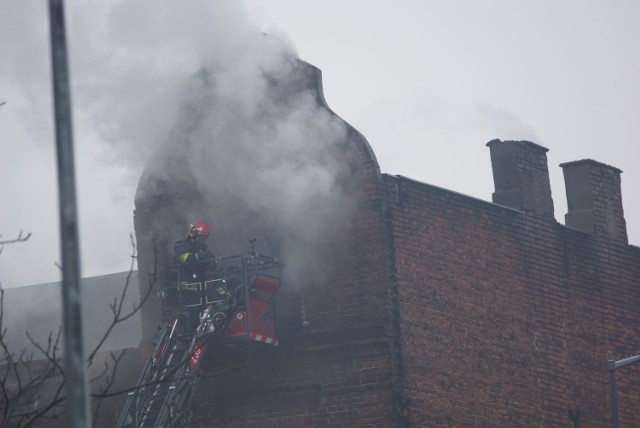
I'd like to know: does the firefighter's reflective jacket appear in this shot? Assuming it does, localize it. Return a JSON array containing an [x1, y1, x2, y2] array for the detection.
[[174, 238, 216, 281]]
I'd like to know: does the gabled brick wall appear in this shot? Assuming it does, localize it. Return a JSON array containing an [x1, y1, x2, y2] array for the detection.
[[132, 144, 640, 426], [129, 55, 639, 427], [132, 59, 403, 426]]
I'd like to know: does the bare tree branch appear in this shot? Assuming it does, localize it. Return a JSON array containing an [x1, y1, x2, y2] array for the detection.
[[19, 331, 66, 427], [0, 284, 66, 427], [0, 231, 31, 257], [91, 350, 126, 425], [0, 235, 246, 426], [0, 234, 157, 426], [87, 234, 154, 365], [0, 231, 32, 245]]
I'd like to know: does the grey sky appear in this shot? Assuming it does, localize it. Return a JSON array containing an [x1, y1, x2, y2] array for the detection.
[[1, 0, 638, 288]]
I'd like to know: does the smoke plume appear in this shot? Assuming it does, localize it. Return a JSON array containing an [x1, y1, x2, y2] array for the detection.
[[140, 48, 355, 284], [96, 1, 358, 284], [0, 0, 357, 288]]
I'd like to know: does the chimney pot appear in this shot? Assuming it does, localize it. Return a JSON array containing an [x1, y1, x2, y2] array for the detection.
[[486, 139, 555, 218], [560, 159, 627, 243]]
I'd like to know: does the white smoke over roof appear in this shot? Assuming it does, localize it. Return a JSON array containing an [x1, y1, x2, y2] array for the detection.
[[135, 32, 358, 284], [2, 0, 354, 287], [8, 1, 634, 290], [45, 0, 357, 284], [71, 0, 289, 167]]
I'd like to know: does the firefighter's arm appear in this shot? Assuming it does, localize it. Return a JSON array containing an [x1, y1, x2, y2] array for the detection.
[[180, 252, 197, 264], [200, 249, 216, 269]]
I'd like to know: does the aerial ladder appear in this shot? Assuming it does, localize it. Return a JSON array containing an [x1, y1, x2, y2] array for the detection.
[[117, 241, 282, 427]]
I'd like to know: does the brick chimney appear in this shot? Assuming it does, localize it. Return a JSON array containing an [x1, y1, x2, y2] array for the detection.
[[486, 139, 555, 218], [560, 159, 627, 243]]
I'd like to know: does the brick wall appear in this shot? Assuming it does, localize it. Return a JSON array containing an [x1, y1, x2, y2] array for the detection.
[[129, 147, 640, 426], [384, 174, 640, 427], [128, 58, 640, 427], [170, 110, 403, 426], [191, 326, 395, 427]]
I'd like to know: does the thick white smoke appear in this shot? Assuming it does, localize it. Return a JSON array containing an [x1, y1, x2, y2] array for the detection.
[[162, 59, 353, 281], [72, 0, 355, 283], [1, 0, 352, 287], [70, 0, 268, 168], [138, 31, 356, 283]]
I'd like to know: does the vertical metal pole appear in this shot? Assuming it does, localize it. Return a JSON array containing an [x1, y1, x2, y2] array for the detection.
[[48, 1, 91, 427], [609, 361, 619, 428]]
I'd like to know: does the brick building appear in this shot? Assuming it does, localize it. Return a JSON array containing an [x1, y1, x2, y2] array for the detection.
[[129, 60, 640, 427]]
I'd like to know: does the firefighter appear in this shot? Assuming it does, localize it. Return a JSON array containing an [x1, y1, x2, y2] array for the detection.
[[174, 221, 216, 283]]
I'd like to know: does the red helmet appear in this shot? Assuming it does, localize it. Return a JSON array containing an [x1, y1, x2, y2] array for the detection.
[[188, 221, 211, 241]]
